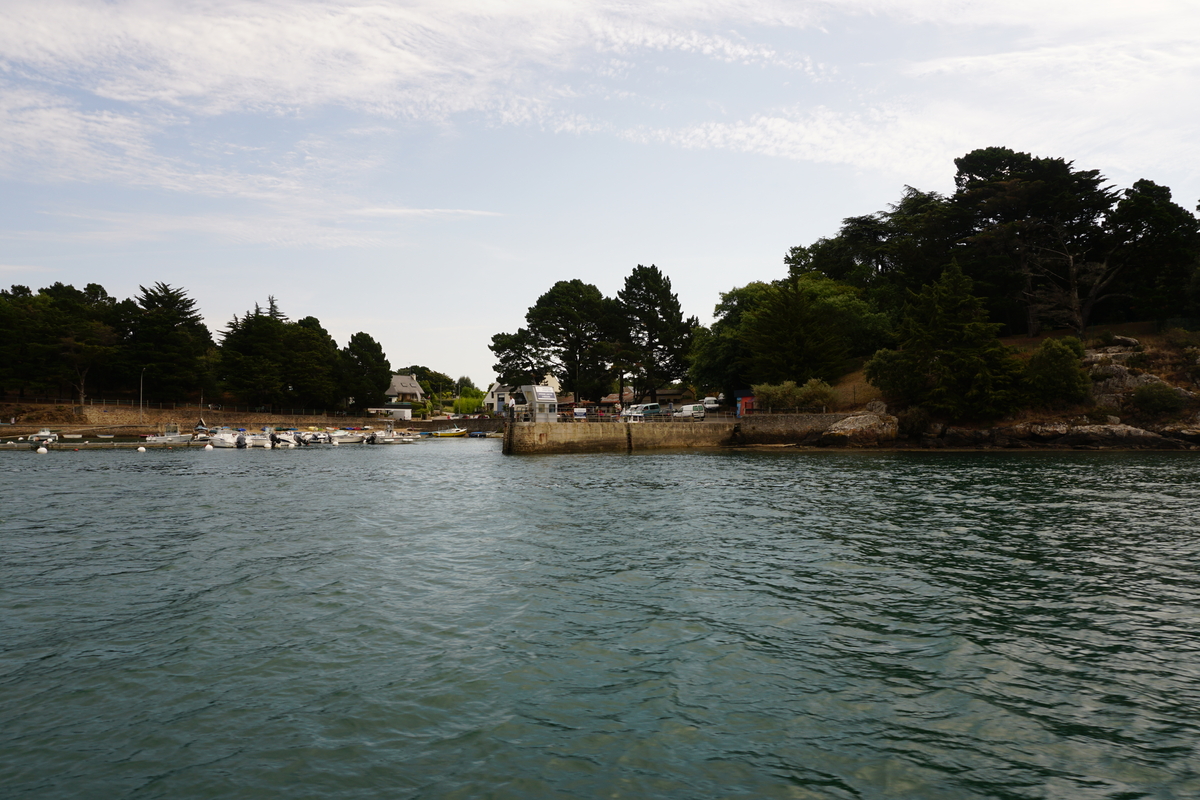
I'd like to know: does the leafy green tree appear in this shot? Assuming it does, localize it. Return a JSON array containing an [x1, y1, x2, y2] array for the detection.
[[739, 279, 850, 386], [489, 329, 549, 388], [405, 365, 455, 398], [1105, 180, 1200, 320], [525, 280, 612, 402], [689, 282, 773, 402], [865, 262, 1023, 420], [786, 187, 960, 318], [617, 264, 697, 402], [341, 333, 392, 410]]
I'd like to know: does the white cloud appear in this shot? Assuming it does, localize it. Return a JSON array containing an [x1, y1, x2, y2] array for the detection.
[[1, 0, 1198, 236]]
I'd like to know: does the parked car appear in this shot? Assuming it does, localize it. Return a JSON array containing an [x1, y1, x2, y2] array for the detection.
[[620, 402, 667, 421], [640, 403, 666, 418], [674, 403, 706, 420], [702, 396, 721, 411]]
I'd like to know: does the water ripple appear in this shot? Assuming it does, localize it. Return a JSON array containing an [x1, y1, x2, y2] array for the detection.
[[2, 445, 1200, 798]]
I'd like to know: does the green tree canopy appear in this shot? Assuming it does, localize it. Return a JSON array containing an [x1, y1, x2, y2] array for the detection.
[[342, 333, 392, 410], [617, 264, 698, 402], [865, 262, 1023, 420]]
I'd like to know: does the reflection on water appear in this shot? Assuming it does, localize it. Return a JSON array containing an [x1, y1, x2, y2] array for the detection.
[[3, 445, 1200, 798]]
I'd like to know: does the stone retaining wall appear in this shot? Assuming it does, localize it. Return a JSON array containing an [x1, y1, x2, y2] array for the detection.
[[503, 414, 856, 454], [505, 421, 735, 454], [734, 413, 852, 444]]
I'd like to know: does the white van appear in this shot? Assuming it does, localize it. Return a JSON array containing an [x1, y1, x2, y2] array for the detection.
[[674, 403, 706, 420]]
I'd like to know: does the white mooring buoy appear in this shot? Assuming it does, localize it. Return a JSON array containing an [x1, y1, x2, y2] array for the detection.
[[36, 446, 48, 454], [204, 443, 213, 450], [137, 446, 146, 452]]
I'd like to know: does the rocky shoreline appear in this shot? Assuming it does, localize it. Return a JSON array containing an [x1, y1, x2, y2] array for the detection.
[[798, 411, 1200, 450]]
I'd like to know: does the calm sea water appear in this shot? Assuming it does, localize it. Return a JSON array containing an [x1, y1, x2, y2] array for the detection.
[[3, 442, 1200, 799]]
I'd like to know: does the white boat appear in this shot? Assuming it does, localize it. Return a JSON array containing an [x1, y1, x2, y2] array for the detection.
[[330, 431, 365, 444], [145, 423, 193, 444], [365, 424, 417, 444], [30, 429, 59, 444], [209, 431, 246, 448]]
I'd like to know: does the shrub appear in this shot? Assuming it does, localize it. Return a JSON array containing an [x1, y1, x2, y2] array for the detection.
[[1162, 328, 1200, 350], [1095, 329, 1116, 347], [1130, 382, 1185, 416], [751, 381, 799, 411], [1024, 338, 1090, 407], [1058, 336, 1085, 359], [795, 378, 836, 410]]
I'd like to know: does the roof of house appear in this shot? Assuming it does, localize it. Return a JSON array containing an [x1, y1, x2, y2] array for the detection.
[[386, 373, 425, 400]]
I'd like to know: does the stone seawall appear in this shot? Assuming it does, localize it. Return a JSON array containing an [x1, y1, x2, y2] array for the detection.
[[734, 413, 853, 444], [505, 421, 733, 454], [503, 414, 852, 454]]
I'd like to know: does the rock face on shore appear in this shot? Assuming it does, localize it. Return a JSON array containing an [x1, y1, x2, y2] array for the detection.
[[907, 421, 1191, 450], [1083, 337, 1197, 409], [818, 413, 898, 447]]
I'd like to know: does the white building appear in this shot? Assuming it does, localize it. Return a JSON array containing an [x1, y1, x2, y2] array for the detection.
[[484, 374, 561, 413]]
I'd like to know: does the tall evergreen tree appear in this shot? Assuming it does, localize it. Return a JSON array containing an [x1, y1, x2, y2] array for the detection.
[[129, 283, 213, 402], [865, 262, 1023, 420], [341, 332, 392, 410], [617, 264, 697, 402]]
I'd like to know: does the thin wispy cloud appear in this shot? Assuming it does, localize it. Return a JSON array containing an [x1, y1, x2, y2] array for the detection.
[[2, 0, 1197, 383]]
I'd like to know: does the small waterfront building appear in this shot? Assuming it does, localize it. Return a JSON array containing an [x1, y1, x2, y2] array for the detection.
[[484, 374, 561, 413], [386, 374, 426, 405]]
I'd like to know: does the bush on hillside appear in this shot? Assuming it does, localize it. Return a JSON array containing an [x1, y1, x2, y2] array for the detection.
[[1130, 382, 1185, 416], [751, 381, 799, 411], [1058, 335, 1085, 358], [795, 378, 837, 410], [1024, 338, 1090, 407]]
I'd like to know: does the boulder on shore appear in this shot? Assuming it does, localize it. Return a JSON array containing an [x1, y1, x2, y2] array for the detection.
[[818, 413, 898, 447], [1057, 424, 1185, 449]]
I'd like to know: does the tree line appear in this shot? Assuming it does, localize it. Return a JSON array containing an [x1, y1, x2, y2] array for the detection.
[[497, 147, 1200, 419], [490, 264, 698, 403], [693, 147, 1200, 418], [0, 283, 399, 411]]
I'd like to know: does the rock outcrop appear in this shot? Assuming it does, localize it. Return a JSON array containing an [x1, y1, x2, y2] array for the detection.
[[818, 413, 898, 447], [912, 422, 1191, 450]]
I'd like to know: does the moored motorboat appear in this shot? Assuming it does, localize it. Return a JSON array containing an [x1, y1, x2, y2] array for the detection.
[[30, 429, 59, 445], [429, 426, 468, 438], [145, 423, 193, 444]]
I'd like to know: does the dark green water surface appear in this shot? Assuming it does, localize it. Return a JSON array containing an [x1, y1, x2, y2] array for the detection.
[[3, 443, 1200, 798]]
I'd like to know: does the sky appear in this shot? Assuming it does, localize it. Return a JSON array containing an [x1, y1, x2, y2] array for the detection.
[[3, 0, 1199, 387]]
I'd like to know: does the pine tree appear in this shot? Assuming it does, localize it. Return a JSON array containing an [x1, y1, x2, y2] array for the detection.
[[865, 262, 1023, 420]]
